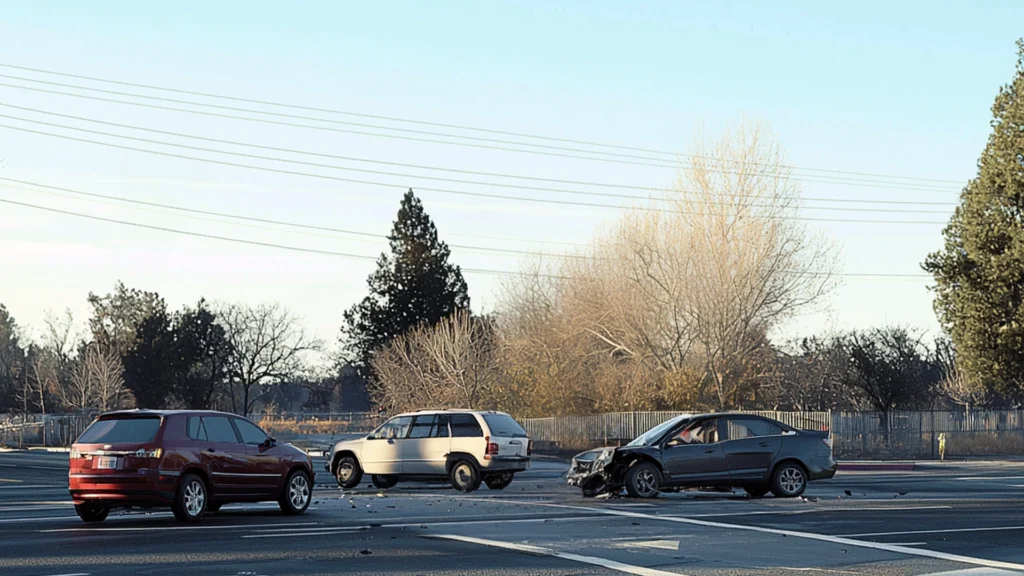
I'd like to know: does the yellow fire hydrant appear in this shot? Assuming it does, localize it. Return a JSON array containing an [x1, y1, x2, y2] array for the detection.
[[938, 432, 947, 461]]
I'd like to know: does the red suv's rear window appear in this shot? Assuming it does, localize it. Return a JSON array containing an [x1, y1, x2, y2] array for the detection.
[[77, 417, 161, 444]]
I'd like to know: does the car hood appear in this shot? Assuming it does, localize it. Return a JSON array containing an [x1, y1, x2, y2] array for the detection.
[[572, 447, 617, 461], [330, 436, 366, 454]]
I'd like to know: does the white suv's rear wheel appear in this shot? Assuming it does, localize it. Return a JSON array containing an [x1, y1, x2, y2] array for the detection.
[[450, 460, 481, 493]]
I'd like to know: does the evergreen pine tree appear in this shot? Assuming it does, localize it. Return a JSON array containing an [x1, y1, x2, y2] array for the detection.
[[341, 190, 470, 379], [923, 40, 1024, 400]]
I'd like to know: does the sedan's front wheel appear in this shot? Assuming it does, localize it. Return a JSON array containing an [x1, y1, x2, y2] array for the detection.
[[624, 462, 661, 499], [279, 470, 312, 515], [770, 462, 807, 498]]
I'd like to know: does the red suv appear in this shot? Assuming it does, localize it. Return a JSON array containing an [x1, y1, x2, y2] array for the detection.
[[69, 410, 315, 523]]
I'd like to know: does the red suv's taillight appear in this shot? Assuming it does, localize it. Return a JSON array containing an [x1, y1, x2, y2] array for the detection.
[[484, 436, 499, 460]]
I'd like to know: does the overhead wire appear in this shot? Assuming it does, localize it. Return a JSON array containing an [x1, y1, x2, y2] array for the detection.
[[0, 102, 960, 210], [0, 77, 962, 194], [0, 62, 965, 186], [0, 121, 952, 226]]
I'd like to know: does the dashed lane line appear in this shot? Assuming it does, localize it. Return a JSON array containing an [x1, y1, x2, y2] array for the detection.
[[428, 534, 686, 576], [42, 521, 318, 533], [486, 499, 1024, 572], [241, 514, 604, 538]]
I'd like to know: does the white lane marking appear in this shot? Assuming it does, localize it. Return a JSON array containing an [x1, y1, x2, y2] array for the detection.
[[43, 573, 91, 576], [611, 539, 680, 551], [494, 500, 1024, 572], [241, 515, 603, 538], [0, 515, 79, 524], [679, 505, 951, 518], [843, 525, 1024, 538], [43, 521, 317, 533], [0, 505, 73, 512], [0, 484, 66, 490], [918, 568, 1022, 575], [429, 534, 686, 576], [956, 476, 1024, 481]]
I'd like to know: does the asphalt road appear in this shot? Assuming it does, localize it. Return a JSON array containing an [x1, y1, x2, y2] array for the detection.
[[2, 450, 1024, 576]]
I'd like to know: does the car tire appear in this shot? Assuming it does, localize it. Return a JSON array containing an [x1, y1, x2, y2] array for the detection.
[[371, 475, 398, 490], [335, 456, 363, 490], [74, 502, 109, 523], [279, 469, 312, 515], [484, 472, 514, 490], [172, 473, 208, 523], [770, 462, 807, 498], [624, 461, 661, 499], [744, 485, 770, 498], [450, 459, 482, 493]]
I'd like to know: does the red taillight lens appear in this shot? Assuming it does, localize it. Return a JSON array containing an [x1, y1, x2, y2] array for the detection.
[[484, 436, 499, 459]]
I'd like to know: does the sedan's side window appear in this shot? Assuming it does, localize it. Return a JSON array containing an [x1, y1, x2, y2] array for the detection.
[[667, 420, 718, 446], [724, 418, 782, 440]]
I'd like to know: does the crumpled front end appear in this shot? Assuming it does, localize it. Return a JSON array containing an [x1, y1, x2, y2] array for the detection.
[[566, 448, 620, 496]]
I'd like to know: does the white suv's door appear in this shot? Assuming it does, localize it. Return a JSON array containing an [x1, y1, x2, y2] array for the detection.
[[400, 414, 451, 475], [362, 416, 412, 475]]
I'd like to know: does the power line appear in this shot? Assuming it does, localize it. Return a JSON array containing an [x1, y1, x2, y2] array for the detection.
[[0, 196, 579, 278], [0, 188, 932, 280], [0, 103, 960, 210], [0, 122, 952, 226], [0, 110, 957, 216], [0, 77, 961, 194], [0, 62, 965, 186], [0, 178, 588, 259]]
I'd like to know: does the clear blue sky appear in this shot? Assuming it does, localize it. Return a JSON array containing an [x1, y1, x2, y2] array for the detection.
[[1, 1, 1022, 350]]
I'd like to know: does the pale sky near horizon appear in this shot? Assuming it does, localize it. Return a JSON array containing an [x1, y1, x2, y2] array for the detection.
[[1, 1, 1022, 356]]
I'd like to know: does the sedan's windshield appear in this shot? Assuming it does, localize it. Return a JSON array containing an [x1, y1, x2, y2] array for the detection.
[[627, 415, 692, 447]]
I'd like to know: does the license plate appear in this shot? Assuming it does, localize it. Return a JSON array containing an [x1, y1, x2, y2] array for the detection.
[[95, 457, 118, 470]]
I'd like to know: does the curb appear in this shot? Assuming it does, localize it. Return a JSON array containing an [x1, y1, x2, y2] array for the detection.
[[837, 462, 915, 471]]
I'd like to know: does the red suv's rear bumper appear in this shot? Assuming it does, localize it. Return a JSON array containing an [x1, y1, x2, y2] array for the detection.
[[69, 470, 179, 506]]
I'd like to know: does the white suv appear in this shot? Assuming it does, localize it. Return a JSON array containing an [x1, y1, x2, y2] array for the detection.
[[325, 410, 532, 492]]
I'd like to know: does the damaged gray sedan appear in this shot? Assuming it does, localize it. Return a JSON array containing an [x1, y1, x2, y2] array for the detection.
[[566, 413, 837, 499]]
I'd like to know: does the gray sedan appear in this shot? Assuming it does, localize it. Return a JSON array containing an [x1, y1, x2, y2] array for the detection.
[[566, 413, 837, 498]]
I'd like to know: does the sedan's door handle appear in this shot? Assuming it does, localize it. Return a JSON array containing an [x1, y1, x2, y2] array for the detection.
[[703, 448, 715, 454], [758, 442, 770, 447]]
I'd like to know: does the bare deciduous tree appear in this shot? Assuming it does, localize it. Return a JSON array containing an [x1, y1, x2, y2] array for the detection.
[[219, 303, 321, 416], [371, 311, 499, 414], [63, 345, 128, 412]]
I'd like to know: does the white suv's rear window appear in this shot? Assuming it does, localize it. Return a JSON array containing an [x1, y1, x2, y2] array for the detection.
[[482, 414, 528, 438], [77, 417, 161, 444]]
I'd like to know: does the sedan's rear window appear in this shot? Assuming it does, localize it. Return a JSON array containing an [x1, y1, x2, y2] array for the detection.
[[482, 414, 528, 438], [77, 417, 161, 444]]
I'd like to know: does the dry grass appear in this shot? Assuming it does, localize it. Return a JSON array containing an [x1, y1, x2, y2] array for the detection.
[[946, 432, 1024, 456]]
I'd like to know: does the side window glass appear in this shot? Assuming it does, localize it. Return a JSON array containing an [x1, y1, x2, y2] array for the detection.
[[668, 420, 717, 446], [202, 416, 239, 443], [408, 415, 437, 439], [450, 414, 483, 438], [234, 418, 269, 445], [187, 417, 208, 441], [370, 416, 412, 440], [743, 419, 783, 438], [433, 415, 451, 438]]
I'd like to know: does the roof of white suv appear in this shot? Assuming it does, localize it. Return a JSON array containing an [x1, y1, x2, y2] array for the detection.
[[394, 409, 511, 418]]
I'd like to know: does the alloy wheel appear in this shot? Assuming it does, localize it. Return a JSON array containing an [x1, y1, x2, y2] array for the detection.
[[289, 474, 310, 508], [184, 479, 205, 517], [633, 468, 658, 497], [779, 467, 805, 495]]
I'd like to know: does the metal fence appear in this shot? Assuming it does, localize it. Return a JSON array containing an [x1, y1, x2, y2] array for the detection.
[[0, 414, 93, 448], [520, 410, 1024, 459]]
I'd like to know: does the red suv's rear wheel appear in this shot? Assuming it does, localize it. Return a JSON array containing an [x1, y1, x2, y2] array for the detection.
[[74, 502, 109, 523], [172, 473, 208, 522]]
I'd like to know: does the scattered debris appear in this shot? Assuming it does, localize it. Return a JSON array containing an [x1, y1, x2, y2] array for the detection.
[[420, 524, 428, 529], [631, 521, 641, 526], [387, 505, 396, 509], [359, 549, 372, 556], [596, 492, 615, 500], [898, 491, 908, 496], [377, 492, 386, 498], [844, 490, 852, 496]]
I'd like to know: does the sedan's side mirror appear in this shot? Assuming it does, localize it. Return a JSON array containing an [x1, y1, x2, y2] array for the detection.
[[264, 437, 277, 448]]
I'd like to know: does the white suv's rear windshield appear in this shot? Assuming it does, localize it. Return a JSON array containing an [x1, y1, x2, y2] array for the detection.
[[482, 414, 528, 438], [77, 417, 161, 444]]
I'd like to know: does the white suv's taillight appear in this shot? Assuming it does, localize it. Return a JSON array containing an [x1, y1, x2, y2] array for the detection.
[[484, 436, 499, 460]]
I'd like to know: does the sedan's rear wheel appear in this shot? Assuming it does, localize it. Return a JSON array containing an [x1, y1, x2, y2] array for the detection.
[[371, 474, 398, 490], [172, 473, 207, 522], [335, 456, 363, 489], [624, 462, 661, 499], [74, 502, 109, 523], [770, 462, 807, 498], [279, 469, 312, 515]]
